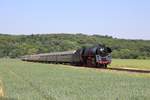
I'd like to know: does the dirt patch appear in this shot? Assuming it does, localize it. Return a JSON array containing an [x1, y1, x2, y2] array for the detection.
[[0, 80, 4, 97]]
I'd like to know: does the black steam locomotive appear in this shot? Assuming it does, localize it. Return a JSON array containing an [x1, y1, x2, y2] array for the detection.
[[21, 44, 112, 68]]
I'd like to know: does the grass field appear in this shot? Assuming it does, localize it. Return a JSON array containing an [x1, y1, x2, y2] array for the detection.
[[0, 59, 150, 100]]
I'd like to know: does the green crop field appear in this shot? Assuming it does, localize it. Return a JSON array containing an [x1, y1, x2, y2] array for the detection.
[[0, 59, 150, 100]]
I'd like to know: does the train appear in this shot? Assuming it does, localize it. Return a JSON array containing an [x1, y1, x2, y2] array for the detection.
[[21, 44, 112, 68]]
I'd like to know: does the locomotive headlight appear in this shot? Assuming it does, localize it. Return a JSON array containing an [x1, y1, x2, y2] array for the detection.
[[100, 48, 104, 52]]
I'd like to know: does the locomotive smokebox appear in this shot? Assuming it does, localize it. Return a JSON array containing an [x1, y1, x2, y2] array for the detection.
[[75, 44, 112, 68]]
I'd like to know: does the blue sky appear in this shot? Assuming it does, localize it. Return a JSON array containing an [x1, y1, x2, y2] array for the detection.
[[0, 0, 150, 40]]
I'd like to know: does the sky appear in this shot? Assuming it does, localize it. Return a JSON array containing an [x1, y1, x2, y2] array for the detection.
[[0, 0, 150, 40]]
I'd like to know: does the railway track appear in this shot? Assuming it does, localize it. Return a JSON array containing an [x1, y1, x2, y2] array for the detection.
[[72, 65, 150, 73], [106, 67, 150, 73]]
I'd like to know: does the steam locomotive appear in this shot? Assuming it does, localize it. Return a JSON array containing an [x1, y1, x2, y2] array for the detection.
[[21, 44, 112, 68]]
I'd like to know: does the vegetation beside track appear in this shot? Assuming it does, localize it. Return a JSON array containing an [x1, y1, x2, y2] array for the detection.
[[110, 59, 150, 70], [0, 58, 150, 100]]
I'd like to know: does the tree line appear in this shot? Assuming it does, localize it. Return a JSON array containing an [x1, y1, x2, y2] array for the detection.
[[0, 33, 150, 59]]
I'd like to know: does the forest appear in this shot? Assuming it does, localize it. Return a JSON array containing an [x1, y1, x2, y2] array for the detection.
[[0, 33, 150, 59]]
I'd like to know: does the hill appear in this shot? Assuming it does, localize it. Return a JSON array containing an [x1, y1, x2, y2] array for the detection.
[[0, 33, 150, 59]]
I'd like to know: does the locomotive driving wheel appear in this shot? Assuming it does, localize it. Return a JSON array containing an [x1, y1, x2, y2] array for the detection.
[[97, 63, 107, 68], [104, 64, 107, 68]]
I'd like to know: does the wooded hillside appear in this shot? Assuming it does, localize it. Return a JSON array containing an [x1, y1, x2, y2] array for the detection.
[[0, 33, 150, 59]]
